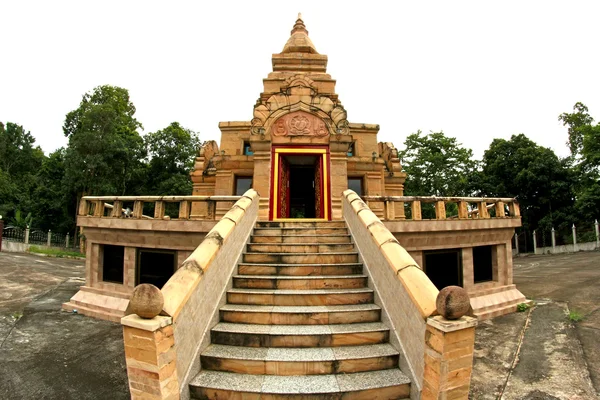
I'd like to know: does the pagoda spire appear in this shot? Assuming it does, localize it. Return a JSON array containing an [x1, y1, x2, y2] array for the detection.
[[281, 13, 318, 54], [291, 13, 308, 35]]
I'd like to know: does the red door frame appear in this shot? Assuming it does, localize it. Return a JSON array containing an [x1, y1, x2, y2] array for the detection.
[[269, 145, 331, 221]]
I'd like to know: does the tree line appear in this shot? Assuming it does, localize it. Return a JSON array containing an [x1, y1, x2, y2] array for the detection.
[[400, 102, 600, 246], [0, 85, 200, 234], [1, 84, 598, 244]]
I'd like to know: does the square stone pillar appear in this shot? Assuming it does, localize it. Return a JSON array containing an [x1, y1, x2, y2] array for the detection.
[[122, 315, 179, 399], [423, 316, 477, 400]]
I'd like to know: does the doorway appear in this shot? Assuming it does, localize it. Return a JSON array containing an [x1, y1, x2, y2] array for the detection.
[[270, 147, 330, 220], [423, 248, 463, 290], [136, 249, 176, 289]]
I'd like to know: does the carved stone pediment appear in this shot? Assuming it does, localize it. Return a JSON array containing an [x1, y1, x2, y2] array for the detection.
[[271, 111, 329, 137], [251, 74, 348, 137]]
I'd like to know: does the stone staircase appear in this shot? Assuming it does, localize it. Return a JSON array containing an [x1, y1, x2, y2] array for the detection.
[[189, 221, 411, 399]]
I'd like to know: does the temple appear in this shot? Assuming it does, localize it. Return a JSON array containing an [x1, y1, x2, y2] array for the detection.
[[64, 15, 527, 399]]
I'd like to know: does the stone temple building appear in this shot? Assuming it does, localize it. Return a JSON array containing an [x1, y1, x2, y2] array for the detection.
[[64, 15, 526, 399]]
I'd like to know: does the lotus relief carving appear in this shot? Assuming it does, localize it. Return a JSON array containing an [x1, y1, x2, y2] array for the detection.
[[272, 112, 330, 136]]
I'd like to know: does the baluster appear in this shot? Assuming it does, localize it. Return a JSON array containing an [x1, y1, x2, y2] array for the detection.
[[458, 201, 468, 219], [133, 200, 144, 218], [385, 200, 395, 220], [435, 200, 446, 220], [154, 201, 165, 219], [179, 200, 191, 219], [93, 200, 104, 217], [411, 200, 422, 221], [479, 201, 490, 219], [495, 201, 505, 218], [112, 200, 123, 217], [78, 199, 90, 216]]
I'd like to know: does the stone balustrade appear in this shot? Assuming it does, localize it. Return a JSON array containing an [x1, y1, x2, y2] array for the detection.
[[362, 195, 520, 221], [78, 195, 242, 220], [120, 190, 259, 400], [343, 190, 477, 399]]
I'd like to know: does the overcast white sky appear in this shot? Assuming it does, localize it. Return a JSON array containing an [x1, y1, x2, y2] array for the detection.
[[1, 1, 599, 159]]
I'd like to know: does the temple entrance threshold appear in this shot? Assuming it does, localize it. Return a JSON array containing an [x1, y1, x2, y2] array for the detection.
[[270, 147, 331, 221]]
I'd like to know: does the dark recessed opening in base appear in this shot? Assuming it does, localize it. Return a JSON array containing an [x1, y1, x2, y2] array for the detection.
[[423, 248, 463, 290], [102, 244, 124, 284], [473, 245, 494, 283], [137, 249, 176, 289], [289, 162, 317, 219]]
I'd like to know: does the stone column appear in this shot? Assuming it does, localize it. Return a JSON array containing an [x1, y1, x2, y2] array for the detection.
[[66, 233, 70, 248], [595, 220, 599, 249], [514, 233, 519, 255], [551, 227, 556, 253], [25, 226, 30, 245], [572, 224, 577, 252], [122, 316, 179, 399], [423, 316, 478, 399], [47, 230, 52, 247], [532, 230, 537, 255], [249, 140, 271, 220]]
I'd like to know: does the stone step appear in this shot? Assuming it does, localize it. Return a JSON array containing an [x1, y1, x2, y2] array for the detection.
[[61, 302, 123, 323], [253, 227, 349, 236], [220, 304, 382, 325], [227, 288, 374, 306], [470, 283, 517, 298], [251, 234, 352, 244], [246, 243, 356, 254], [238, 263, 364, 276], [256, 221, 347, 229], [200, 344, 399, 376], [211, 322, 390, 348], [189, 369, 411, 399], [233, 275, 368, 290], [243, 252, 359, 264]]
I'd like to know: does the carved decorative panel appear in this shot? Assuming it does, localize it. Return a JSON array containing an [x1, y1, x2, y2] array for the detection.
[[271, 112, 329, 137]]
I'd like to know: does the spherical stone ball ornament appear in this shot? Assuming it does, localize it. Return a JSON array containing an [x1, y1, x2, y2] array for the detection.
[[130, 284, 164, 319], [436, 286, 470, 320]]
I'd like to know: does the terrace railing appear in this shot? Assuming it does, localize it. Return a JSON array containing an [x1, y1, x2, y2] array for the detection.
[[362, 195, 520, 221], [78, 195, 242, 220]]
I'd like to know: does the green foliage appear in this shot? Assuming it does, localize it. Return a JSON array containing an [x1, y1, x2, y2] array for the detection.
[[559, 103, 600, 223], [400, 130, 478, 197], [13, 210, 33, 229], [478, 134, 575, 233], [0, 122, 44, 224], [559, 102, 594, 158], [28, 245, 85, 258], [517, 303, 530, 312], [63, 85, 145, 197], [568, 310, 584, 322], [143, 122, 201, 195]]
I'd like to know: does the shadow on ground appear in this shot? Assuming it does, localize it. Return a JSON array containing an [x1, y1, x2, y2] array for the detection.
[[470, 251, 600, 400], [0, 253, 129, 399]]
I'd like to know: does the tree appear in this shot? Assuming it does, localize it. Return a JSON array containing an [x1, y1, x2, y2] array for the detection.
[[478, 134, 575, 233], [0, 122, 45, 223], [559, 103, 600, 222], [399, 130, 478, 197], [143, 122, 201, 195], [63, 85, 145, 197], [559, 102, 594, 160], [31, 148, 75, 233]]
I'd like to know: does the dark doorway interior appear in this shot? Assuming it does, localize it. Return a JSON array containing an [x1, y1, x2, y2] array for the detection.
[[423, 248, 463, 290], [473, 245, 494, 283], [137, 249, 176, 289], [287, 155, 317, 218], [102, 245, 124, 284]]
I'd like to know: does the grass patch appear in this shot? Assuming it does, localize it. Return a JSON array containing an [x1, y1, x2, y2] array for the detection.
[[11, 311, 23, 321], [569, 310, 584, 322], [28, 245, 85, 258], [517, 303, 530, 312]]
